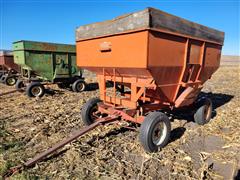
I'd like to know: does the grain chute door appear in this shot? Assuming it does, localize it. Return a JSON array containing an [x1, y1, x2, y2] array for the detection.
[[54, 54, 70, 78]]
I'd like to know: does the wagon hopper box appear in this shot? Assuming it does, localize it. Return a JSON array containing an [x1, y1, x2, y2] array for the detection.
[[76, 7, 224, 152], [0, 50, 20, 86], [13, 40, 86, 97]]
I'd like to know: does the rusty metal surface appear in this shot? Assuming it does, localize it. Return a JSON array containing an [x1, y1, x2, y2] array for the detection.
[[24, 116, 118, 167], [0, 89, 19, 97], [0, 52, 20, 72], [3, 116, 118, 177], [76, 7, 224, 44]]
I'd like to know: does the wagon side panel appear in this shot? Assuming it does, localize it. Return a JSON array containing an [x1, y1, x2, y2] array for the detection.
[[198, 43, 222, 82], [147, 30, 187, 102], [25, 51, 54, 81], [77, 31, 149, 72], [0, 56, 4, 66], [5, 56, 19, 72]]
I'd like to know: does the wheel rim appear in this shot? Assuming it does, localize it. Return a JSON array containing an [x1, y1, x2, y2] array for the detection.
[[152, 121, 167, 146], [204, 103, 211, 121], [31, 86, 42, 96], [76, 82, 84, 92], [7, 78, 16, 85], [89, 105, 101, 121]]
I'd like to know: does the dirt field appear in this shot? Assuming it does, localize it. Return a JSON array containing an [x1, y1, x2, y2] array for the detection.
[[0, 58, 240, 179]]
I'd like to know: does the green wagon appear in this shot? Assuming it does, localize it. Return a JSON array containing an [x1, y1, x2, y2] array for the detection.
[[13, 40, 86, 97]]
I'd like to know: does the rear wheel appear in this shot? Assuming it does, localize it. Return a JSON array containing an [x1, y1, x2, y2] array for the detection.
[[81, 98, 102, 125], [0, 75, 7, 83], [15, 79, 25, 91], [5, 76, 17, 86], [194, 98, 212, 125], [26, 82, 45, 98], [139, 112, 171, 152], [72, 79, 86, 92]]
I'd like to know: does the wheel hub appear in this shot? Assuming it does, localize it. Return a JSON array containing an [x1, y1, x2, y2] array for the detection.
[[77, 82, 84, 91], [152, 122, 167, 146], [31, 86, 42, 96], [7, 77, 16, 85]]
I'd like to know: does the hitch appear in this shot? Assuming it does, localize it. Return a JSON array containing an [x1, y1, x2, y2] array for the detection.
[[3, 115, 118, 178], [0, 89, 19, 97]]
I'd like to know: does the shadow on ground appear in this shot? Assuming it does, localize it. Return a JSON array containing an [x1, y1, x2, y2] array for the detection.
[[85, 82, 113, 91], [172, 92, 234, 122]]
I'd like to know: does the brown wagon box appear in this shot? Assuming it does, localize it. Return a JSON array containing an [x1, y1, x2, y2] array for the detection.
[[0, 50, 19, 71], [0, 50, 20, 85]]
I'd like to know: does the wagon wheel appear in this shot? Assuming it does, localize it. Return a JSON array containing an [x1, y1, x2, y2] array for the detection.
[[194, 98, 212, 125], [0, 74, 7, 83], [26, 82, 45, 98], [81, 98, 102, 125], [5, 76, 17, 86], [15, 80, 25, 91], [139, 112, 171, 152], [72, 79, 86, 92]]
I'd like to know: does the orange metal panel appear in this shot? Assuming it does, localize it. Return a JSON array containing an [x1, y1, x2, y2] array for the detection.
[[198, 42, 222, 82], [77, 31, 148, 69], [148, 30, 186, 102], [188, 40, 203, 64], [76, 28, 223, 110]]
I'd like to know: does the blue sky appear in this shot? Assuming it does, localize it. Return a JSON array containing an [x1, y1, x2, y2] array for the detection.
[[0, 0, 239, 55]]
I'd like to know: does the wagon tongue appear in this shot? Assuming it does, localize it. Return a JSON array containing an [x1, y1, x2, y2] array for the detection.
[[0, 89, 19, 97], [3, 115, 118, 178]]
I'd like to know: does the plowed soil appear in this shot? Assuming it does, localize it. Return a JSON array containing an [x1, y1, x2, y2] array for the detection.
[[0, 61, 240, 179]]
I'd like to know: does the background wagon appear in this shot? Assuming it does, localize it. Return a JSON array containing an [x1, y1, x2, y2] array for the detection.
[[0, 50, 20, 86], [76, 7, 224, 152], [13, 40, 86, 97]]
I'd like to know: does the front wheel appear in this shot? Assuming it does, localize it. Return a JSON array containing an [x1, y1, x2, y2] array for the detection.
[[15, 79, 25, 91], [26, 82, 45, 98], [139, 112, 171, 152], [72, 79, 86, 92], [81, 98, 102, 126], [5, 76, 17, 86], [194, 98, 212, 125]]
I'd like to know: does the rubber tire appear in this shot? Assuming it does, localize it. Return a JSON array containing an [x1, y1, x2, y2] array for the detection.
[[0, 75, 7, 83], [15, 80, 25, 91], [26, 82, 45, 98], [5, 76, 17, 86], [72, 79, 86, 92], [194, 98, 212, 125], [139, 112, 171, 152], [81, 98, 102, 126]]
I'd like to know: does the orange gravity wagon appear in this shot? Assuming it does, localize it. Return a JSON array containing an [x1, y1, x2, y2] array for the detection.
[[76, 7, 224, 152], [4, 8, 226, 176]]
